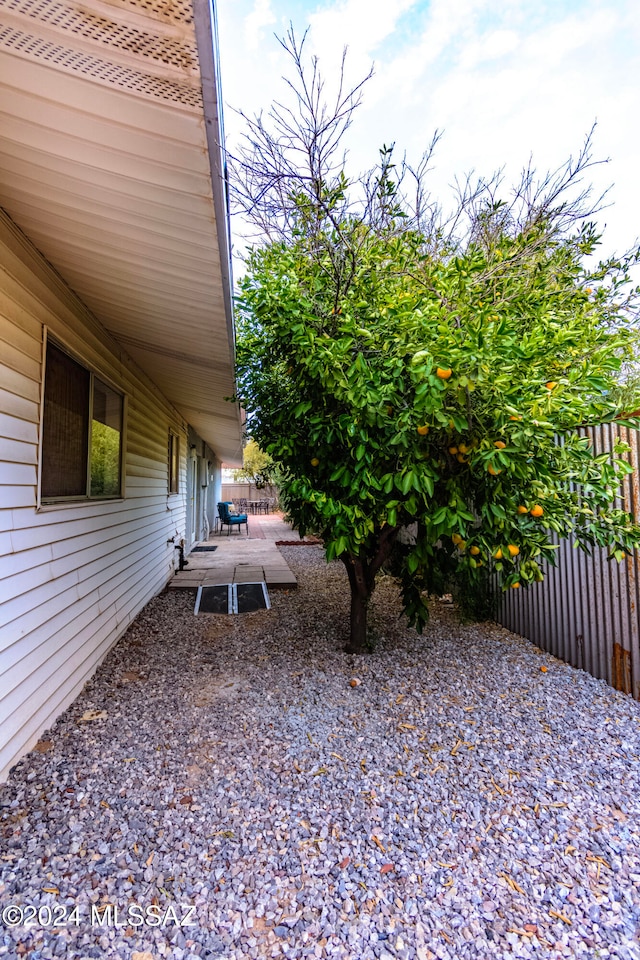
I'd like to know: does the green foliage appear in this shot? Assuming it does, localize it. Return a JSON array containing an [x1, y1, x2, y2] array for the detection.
[[90, 420, 121, 497], [233, 438, 274, 487], [236, 207, 640, 637], [231, 31, 640, 648]]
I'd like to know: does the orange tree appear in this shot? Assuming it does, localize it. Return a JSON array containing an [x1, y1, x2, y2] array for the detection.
[[232, 32, 640, 653]]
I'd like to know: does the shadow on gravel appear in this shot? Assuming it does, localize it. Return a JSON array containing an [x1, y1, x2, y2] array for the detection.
[[2, 546, 640, 960]]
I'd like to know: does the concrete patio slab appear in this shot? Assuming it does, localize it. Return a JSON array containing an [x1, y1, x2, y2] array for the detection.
[[167, 512, 317, 591]]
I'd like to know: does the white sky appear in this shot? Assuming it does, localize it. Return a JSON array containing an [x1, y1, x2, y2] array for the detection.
[[216, 0, 640, 268]]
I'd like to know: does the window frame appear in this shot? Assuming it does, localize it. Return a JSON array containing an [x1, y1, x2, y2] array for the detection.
[[38, 332, 126, 506]]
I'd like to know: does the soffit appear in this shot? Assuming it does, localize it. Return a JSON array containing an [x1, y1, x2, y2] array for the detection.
[[0, 0, 243, 464]]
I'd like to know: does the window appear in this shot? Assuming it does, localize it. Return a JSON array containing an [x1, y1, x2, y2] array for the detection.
[[168, 431, 180, 494], [41, 340, 124, 501]]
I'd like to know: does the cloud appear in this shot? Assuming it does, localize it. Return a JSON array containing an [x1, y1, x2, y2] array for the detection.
[[217, 0, 640, 258], [340, 0, 639, 253], [306, 0, 419, 84], [244, 0, 277, 51]]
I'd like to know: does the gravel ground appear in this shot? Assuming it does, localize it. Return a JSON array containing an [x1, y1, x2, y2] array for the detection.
[[1, 546, 640, 960]]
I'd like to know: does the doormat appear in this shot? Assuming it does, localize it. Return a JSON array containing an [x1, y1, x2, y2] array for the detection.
[[192, 546, 218, 552], [195, 582, 270, 615]]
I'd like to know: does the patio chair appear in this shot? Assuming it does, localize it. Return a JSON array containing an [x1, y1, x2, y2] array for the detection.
[[217, 501, 248, 536]]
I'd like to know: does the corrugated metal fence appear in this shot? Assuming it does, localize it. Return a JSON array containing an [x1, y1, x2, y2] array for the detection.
[[497, 423, 640, 700]]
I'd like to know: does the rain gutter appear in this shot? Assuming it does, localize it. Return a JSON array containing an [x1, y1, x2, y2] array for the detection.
[[192, 0, 236, 360]]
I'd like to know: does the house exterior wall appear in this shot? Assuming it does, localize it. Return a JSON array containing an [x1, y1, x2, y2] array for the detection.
[[0, 212, 215, 782], [184, 427, 223, 546]]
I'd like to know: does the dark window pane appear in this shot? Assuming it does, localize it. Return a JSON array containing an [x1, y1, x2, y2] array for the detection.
[[42, 343, 89, 498], [90, 378, 122, 497], [169, 433, 179, 493]]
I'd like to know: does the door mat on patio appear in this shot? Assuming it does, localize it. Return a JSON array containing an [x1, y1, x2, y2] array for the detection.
[[192, 546, 218, 552], [195, 582, 270, 615]]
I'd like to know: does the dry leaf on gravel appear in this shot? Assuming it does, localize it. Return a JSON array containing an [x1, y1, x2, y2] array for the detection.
[[121, 671, 143, 681], [80, 710, 108, 722]]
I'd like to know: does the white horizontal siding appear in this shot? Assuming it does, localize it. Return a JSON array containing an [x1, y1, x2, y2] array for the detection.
[[0, 539, 175, 686], [0, 461, 38, 486], [0, 365, 40, 403], [0, 212, 191, 781], [0, 386, 38, 422], [0, 338, 41, 382]]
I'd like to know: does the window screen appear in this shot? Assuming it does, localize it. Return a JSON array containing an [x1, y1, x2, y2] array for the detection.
[[41, 341, 123, 501], [41, 343, 90, 498], [168, 432, 180, 493]]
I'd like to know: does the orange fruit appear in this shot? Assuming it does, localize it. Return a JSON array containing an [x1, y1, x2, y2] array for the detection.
[[456, 453, 467, 463], [545, 381, 558, 390], [469, 546, 481, 556], [494, 440, 506, 449], [585, 288, 593, 294], [417, 424, 429, 436], [540, 665, 548, 673], [458, 443, 470, 454], [517, 505, 529, 515], [530, 504, 544, 517], [487, 463, 501, 476], [436, 367, 453, 380], [511, 581, 521, 589], [448, 446, 459, 455], [451, 533, 463, 545], [493, 548, 503, 560], [310, 457, 320, 467], [509, 415, 522, 421], [507, 544, 520, 557]]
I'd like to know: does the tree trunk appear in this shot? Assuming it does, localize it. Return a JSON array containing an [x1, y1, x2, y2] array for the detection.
[[346, 575, 370, 653], [342, 556, 372, 653], [341, 528, 399, 653]]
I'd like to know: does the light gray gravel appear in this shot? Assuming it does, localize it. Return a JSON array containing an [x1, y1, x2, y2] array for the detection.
[[1, 545, 640, 960]]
